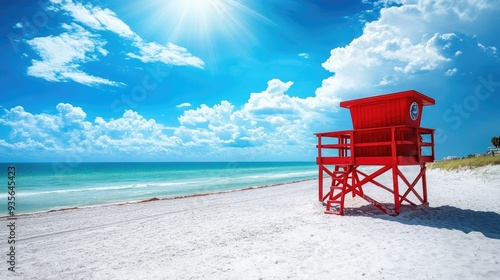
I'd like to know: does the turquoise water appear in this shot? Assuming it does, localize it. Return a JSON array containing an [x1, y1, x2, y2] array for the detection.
[[0, 162, 316, 215]]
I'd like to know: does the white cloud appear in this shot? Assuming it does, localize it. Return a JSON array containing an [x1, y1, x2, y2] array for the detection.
[[179, 101, 235, 126], [0, 106, 66, 145], [415, 0, 494, 21], [13, 22, 23, 29], [61, 71, 122, 86], [244, 79, 341, 121], [0, 79, 325, 160], [176, 79, 339, 152], [298, 53, 309, 59], [445, 68, 458, 76], [243, 79, 297, 115], [26, 23, 122, 86], [89, 4, 136, 39], [56, 103, 86, 123], [176, 102, 192, 108], [0, 104, 181, 158], [52, 0, 136, 39], [317, 0, 499, 99], [23, 0, 204, 87], [127, 41, 204, 69], [50, 0, 204, 68], [477, 43, 497, 56]]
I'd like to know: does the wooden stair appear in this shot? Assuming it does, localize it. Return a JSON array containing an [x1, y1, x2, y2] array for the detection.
[[324, 168, 350, 215]]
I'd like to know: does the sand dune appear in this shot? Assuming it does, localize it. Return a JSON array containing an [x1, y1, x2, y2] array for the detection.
[[2, 166, 500, 279]]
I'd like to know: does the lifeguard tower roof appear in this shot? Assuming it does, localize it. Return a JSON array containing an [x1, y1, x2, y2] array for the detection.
[[340, 90, 435, 108], [339, 90, 435, 130]]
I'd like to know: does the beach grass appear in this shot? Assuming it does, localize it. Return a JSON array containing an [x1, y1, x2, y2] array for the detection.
[[427, 156, 500, 170]]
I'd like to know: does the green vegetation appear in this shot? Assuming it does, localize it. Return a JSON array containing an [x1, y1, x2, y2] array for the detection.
[[492, 136, 500, 148], [427, 156, 500, 170]]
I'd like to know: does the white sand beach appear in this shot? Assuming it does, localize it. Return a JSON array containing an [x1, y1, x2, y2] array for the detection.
[[2, 166, 500, 279]]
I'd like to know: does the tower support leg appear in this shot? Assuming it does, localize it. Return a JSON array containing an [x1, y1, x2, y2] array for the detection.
[[392, 165, 400, 215], [421, 165, 428, 205]]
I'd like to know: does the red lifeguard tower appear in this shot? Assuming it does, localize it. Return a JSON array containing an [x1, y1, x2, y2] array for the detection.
[[315, 90, 435, 215]]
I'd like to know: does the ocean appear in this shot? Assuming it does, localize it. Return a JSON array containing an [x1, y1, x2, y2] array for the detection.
[[1, 162, 317, 215]]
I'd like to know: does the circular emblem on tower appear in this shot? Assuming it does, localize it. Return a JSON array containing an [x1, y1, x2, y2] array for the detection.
[[410, 102, 419, 121]]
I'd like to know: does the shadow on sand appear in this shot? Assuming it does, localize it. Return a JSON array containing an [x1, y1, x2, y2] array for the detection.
[[346, 204, 500, 239]]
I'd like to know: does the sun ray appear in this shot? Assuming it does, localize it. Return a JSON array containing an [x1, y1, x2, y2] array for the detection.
[[132, 0, 276, 68]]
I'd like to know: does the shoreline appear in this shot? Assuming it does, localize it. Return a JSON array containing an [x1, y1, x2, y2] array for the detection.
[[0, 178, 316, 219], [6, 164, 499, 218]]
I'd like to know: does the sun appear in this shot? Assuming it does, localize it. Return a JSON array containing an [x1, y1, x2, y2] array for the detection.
[[167, 0, 229, 41], [143, 0, 273, 61], [170, 0, 224, 24]]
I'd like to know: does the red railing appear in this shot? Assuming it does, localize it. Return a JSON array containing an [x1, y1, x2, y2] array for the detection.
[[315, 126, 434, 165]]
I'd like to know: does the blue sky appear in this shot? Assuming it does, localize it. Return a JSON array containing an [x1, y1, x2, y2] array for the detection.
[[0, 0, 499, 162]]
